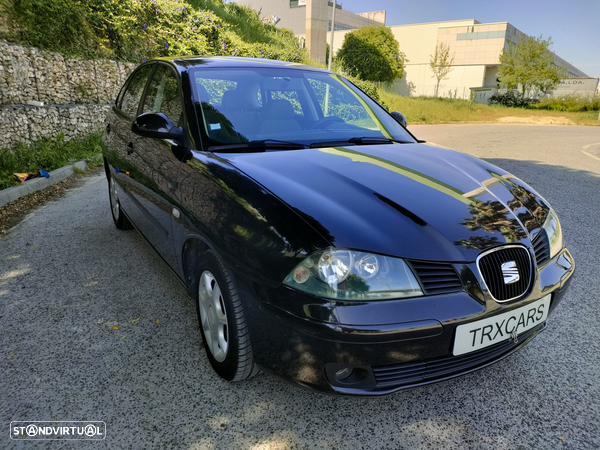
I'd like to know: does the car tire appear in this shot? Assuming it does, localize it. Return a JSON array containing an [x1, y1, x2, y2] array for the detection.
[[108, 172, 133, 230], [195, 250, 257, 381]]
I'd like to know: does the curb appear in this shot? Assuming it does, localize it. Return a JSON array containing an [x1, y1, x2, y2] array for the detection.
[[0, 160, 88, 209]]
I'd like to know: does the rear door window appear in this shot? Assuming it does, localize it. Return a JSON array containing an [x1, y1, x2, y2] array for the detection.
[[141, 64, 183, 126], [119, 64, 154, 118]]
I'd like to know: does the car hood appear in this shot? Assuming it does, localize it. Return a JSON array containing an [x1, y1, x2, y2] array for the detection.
[[222, 143, 550, 262]]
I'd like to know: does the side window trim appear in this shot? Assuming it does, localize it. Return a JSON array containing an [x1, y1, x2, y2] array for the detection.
[[117, 62, 157, 118], [139, 62, 184, 126], [135, 63, 157, 118]]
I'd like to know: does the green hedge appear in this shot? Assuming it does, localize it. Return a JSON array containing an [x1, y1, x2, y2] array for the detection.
[[0, 133, 104, 190], [3, 0, 306, 63], [532, 95, 600, 112]]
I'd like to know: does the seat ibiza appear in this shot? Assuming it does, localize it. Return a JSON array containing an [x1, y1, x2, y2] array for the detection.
[[102, 57, 574, 395]]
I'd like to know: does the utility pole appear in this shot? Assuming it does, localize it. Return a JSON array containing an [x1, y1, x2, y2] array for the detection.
[[328, 0, 337, 71]]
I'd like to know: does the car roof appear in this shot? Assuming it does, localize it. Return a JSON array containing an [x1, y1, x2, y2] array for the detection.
[[151, 56, 330, 74]]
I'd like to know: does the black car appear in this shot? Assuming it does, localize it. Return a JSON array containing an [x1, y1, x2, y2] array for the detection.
[[102, 56, 574, 395]]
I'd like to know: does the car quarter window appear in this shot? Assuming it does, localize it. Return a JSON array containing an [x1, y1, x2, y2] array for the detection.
[[197, 79, 237, 106], [119, 64, 154, 118], [142, 64, 183, 126], [268, 89, 303, 115], [307, 78, 378, 129]]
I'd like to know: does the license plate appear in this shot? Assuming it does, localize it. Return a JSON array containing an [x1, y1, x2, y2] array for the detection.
[[453, 295, 551, 356]]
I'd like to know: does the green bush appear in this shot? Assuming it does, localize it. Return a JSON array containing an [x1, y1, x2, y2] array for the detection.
[[488, 91, 532, 108], [532, 95, 600, 112], [348, 77, 380, 102], [0, 133, 105, 190]]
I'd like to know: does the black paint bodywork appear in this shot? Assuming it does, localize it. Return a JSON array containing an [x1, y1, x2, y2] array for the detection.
[[103, 57, 574, 395]]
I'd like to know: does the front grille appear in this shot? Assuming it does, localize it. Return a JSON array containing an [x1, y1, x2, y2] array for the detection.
[[477, 246, 532, 302], [372, 325, 542, 388], [407, 261, 462, 295], [532, 230, 550, 267]]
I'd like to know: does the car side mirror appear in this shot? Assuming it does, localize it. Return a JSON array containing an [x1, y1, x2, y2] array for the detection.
[[132, 112, 184, 142], [391, 111, 407, 128]]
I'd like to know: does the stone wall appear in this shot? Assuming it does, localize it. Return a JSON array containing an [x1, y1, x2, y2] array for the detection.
[[0, 40, 137, 148]]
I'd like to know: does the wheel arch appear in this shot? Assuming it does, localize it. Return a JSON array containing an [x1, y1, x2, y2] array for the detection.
[[181, 237, 211, 296]]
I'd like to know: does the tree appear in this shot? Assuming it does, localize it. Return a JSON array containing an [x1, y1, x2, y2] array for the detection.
[[429, 42, 454, 97], [336, 25, 406, 83], [498, 35, 567, 97]]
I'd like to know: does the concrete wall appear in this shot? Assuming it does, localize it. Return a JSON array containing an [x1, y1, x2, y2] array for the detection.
[[0, 40, 136, 149]]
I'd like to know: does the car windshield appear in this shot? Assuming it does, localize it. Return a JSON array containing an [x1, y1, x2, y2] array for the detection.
[[189, 66, 415, 150]]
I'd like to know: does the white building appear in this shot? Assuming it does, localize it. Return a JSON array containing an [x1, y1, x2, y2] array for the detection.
[[330, 19, 592, 100], [238, 1, 595, 99], [240, 0, 385, 63]]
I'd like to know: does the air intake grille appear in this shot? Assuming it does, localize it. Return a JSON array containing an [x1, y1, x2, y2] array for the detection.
[[407, 261, 462, 295], [372, 325, 542, 389], [532, 230, 550, 267], [477, 246, 532, 302]]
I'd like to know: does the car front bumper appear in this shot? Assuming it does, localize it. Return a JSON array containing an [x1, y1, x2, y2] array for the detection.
[[240, 248, 574, 396]]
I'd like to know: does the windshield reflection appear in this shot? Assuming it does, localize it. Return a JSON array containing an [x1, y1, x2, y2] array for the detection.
[[190, 67, 413, 148]]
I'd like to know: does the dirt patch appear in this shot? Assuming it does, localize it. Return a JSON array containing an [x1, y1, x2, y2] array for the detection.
[[0, 167, 103, 236], [496, 116, 575, 125]]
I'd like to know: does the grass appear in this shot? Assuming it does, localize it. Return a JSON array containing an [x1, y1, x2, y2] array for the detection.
[[532, 94, 600, 112], [379, 91, 600, 126], [0, 133, 105, 190]]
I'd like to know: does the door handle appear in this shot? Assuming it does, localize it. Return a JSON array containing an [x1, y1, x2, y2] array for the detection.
[[127, 142, 134, 155]]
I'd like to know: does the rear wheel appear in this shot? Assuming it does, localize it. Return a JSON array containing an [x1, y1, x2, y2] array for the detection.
[[108, 172, 132, 230], [195, 250, 257, 381]]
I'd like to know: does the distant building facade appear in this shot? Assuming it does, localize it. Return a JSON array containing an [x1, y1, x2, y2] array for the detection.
[[239, 0, 385, 63], [328, 19, 592, 100], [236, 3, 594, 99]]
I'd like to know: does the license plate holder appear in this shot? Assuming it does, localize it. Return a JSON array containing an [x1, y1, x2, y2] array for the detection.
[[453, 295, 551, 356]]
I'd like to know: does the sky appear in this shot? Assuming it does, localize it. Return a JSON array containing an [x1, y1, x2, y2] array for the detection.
[[334, 0, 600, 78]]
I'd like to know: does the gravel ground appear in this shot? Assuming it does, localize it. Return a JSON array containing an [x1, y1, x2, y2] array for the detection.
[[1, 125, 599, 449]]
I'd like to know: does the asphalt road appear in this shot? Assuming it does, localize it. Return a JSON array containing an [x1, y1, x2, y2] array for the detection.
[[2, 124, 599, 449]]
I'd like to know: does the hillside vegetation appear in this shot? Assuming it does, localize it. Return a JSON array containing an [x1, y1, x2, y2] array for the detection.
[[0, 0, 305, 62]]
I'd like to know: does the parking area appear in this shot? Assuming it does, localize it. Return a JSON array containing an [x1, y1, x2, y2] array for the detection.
[[2, 124, 599, 449]]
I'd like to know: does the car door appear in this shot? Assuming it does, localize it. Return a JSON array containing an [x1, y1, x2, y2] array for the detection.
[[105, 63, 155, 219], [127, 62, 187, 274]]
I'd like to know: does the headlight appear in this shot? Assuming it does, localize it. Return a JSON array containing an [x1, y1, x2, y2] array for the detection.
[[543, 208, 563, 259], [283, 248, 423, 301]]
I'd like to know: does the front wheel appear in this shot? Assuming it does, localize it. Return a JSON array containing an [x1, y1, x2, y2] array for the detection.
[[195, 250, 257, 381], [108, 172, 132, 230]]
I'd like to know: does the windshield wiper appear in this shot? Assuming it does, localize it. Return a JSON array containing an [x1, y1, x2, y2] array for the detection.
[[309, 137, 412, 148], [209, 139, 308, 152]]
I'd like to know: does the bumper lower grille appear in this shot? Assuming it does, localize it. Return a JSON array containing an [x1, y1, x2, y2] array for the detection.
[[407, 261, 462, 295], [372, 325, 542, 388], [477, 246, 532, 302]]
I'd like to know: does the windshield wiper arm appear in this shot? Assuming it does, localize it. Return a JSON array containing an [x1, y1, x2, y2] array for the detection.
[[209, 139, 308, 152], [309, 137, 412, 148], [348, 137, 412, 145]]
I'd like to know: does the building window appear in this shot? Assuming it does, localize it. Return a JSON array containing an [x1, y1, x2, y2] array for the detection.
[[290, 0, 306, 7], [328, 21, 354, 31], [456, 30, 506, 41]]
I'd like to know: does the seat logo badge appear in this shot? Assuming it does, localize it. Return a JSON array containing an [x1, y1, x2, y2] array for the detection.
[[501, 261, 520, 284]]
